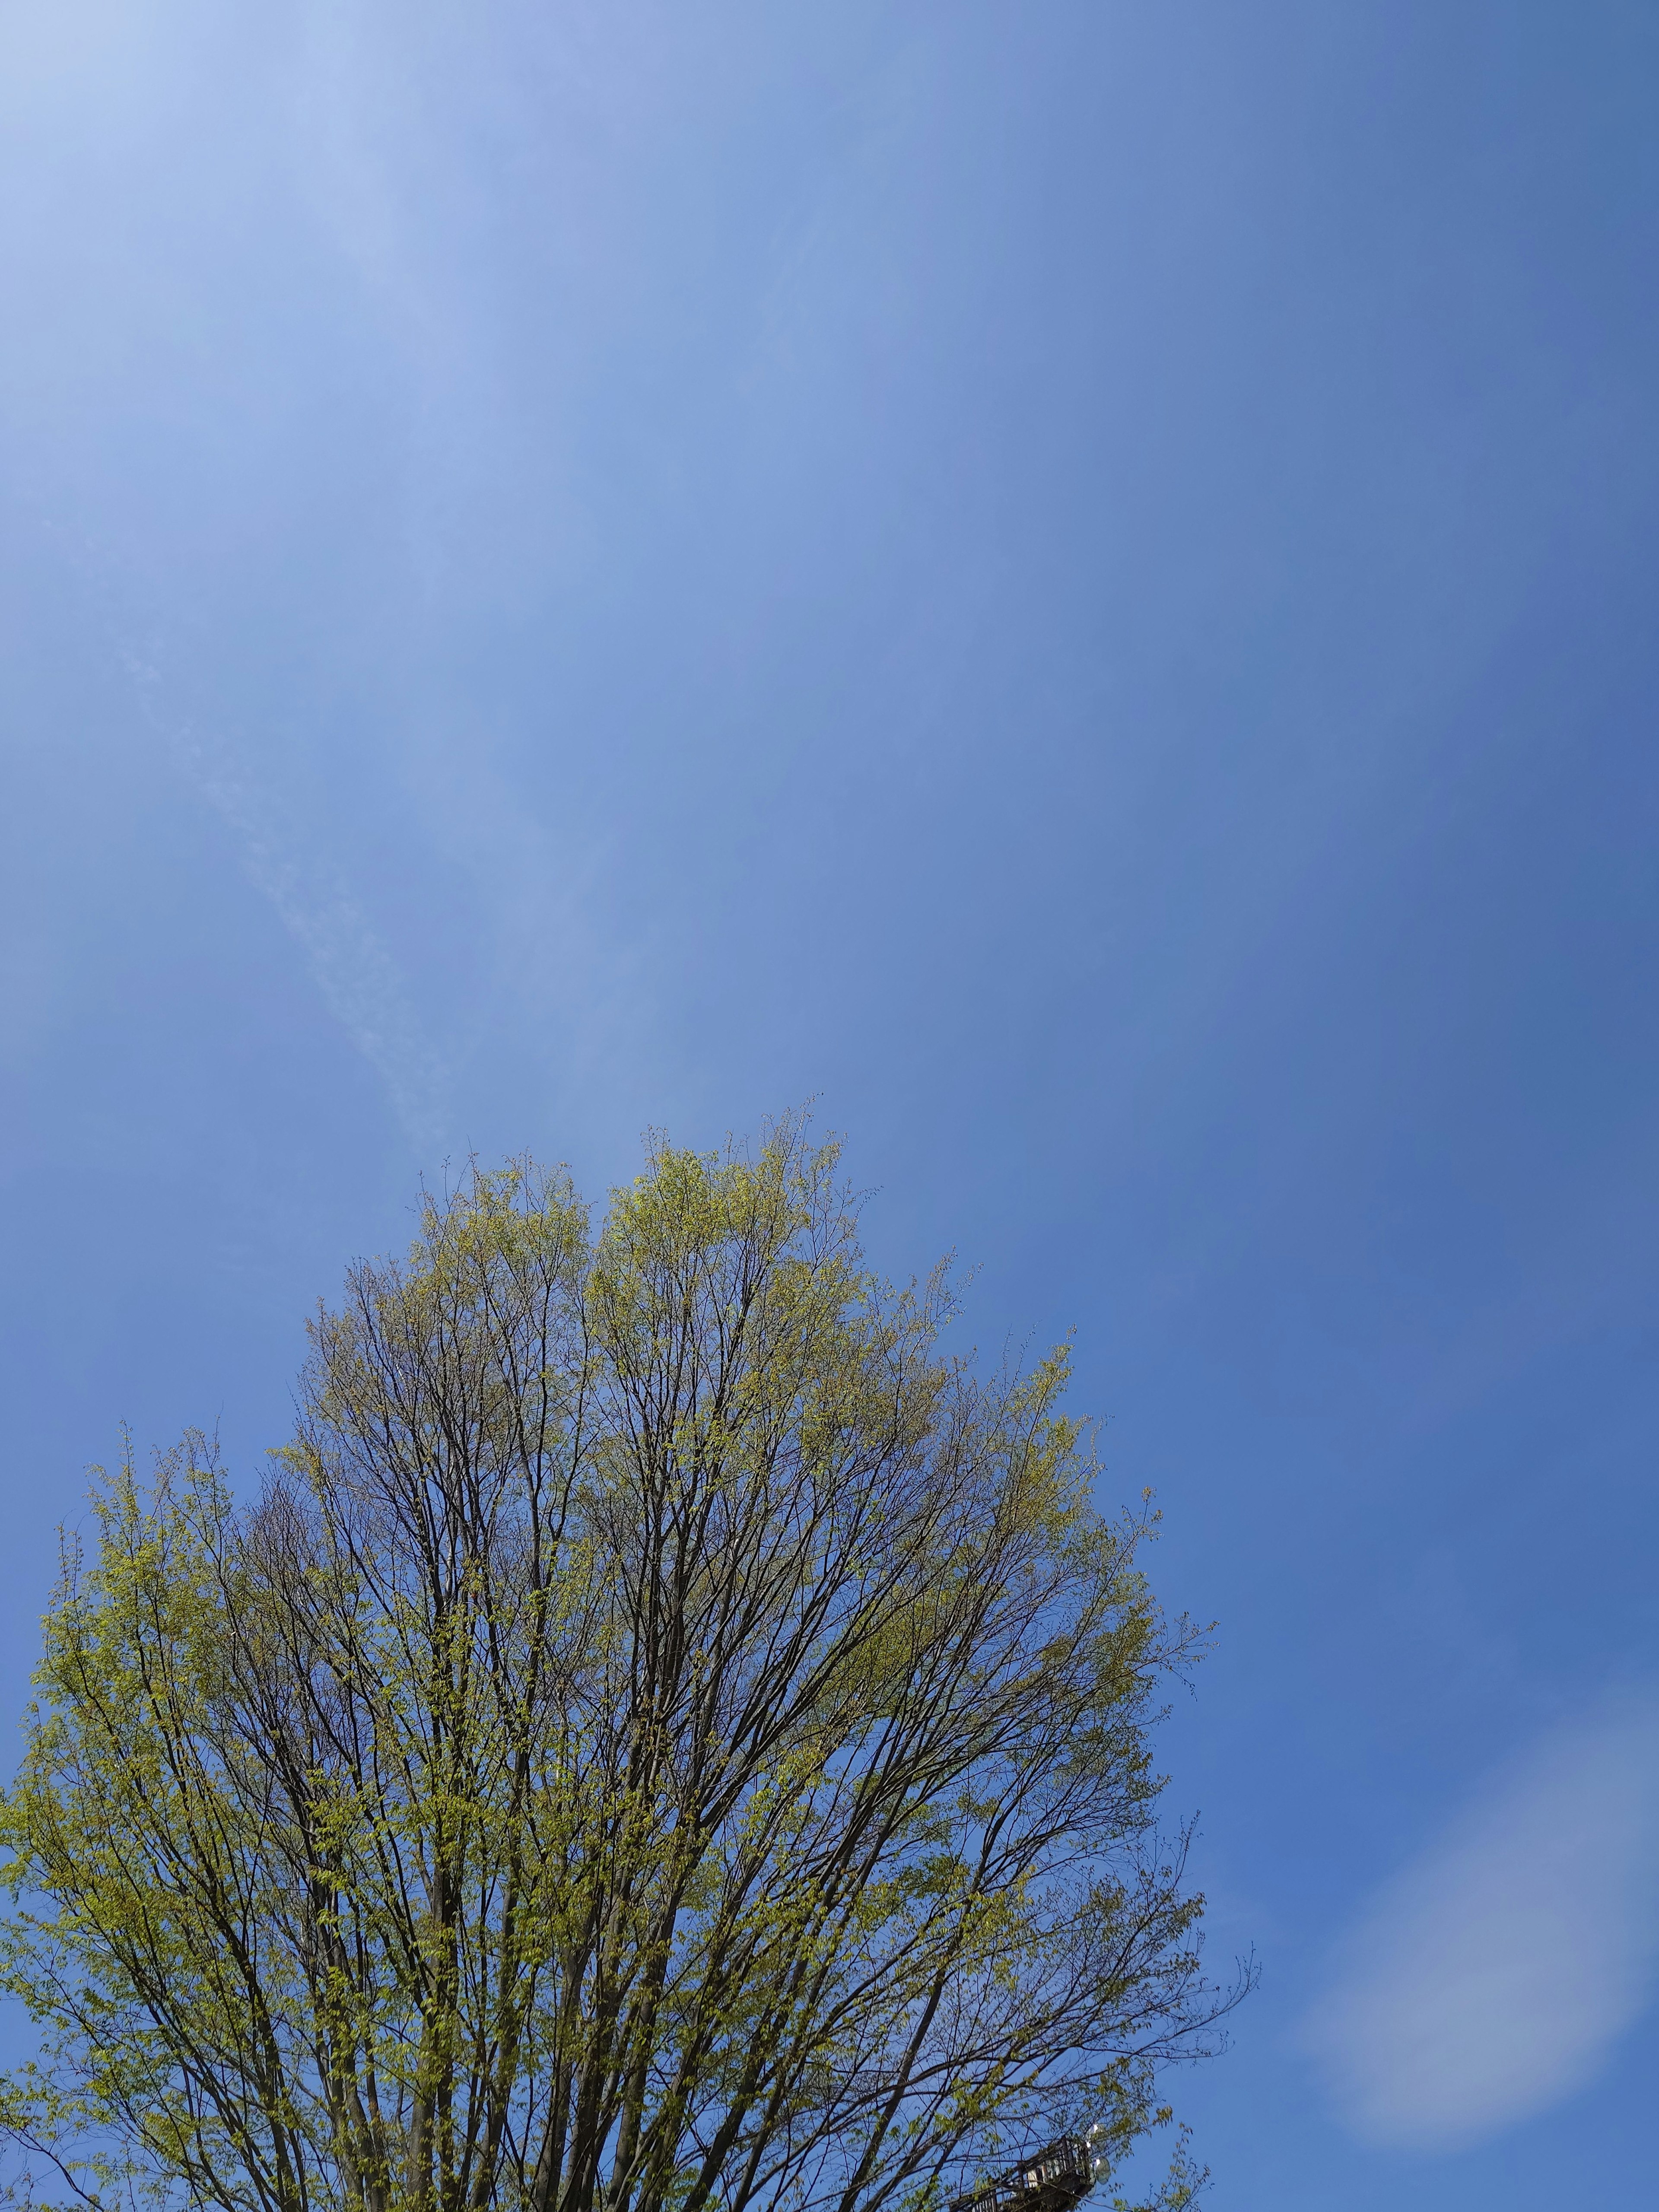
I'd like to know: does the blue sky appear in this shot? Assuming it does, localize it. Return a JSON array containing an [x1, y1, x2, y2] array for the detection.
[[3, 3, 1658, 2204]]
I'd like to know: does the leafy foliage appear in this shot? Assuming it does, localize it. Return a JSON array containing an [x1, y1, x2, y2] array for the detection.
[[0, 1121, 1239, 2212]]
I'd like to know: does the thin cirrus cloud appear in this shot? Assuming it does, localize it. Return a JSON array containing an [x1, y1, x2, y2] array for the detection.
[[1303, 1691, 1659, 2153], [123, 648, 449, 1155]]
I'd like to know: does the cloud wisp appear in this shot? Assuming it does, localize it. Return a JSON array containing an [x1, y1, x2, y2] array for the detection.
[[124, 647, 449, 1155], [1303, 1691, 1659, 2152]]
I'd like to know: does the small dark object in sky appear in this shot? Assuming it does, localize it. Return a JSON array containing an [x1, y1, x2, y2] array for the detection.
[[947, 2135, 1103, 2212]]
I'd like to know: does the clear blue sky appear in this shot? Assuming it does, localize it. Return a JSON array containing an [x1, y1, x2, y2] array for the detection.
[[3, 5, 1657, 2205]]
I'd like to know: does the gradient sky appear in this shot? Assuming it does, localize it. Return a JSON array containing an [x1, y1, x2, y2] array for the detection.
[[3, 5, 1659, 2206]]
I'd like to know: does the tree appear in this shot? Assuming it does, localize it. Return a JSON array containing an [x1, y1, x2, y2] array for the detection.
[[0, 1120, 1240, 2212]]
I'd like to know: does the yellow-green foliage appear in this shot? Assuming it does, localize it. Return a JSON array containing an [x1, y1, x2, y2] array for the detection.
[[0, 1119, 1231, 2212]]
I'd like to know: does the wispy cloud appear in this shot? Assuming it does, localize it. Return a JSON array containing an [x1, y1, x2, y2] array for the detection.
[[123, 646, 449, 1154], [1303, 1691, 1659, 2152]]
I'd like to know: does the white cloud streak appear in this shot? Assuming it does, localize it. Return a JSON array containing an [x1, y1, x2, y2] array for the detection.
[[1304, 1691, 1659, 2152], [124, 648, 448, 1154]]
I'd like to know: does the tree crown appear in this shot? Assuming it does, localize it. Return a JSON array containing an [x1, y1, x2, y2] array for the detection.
[[0, 1120, 1237, 2212]]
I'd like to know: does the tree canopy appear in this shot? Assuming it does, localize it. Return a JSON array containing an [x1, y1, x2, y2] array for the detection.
[[0, 1121, 1239, 2212]]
